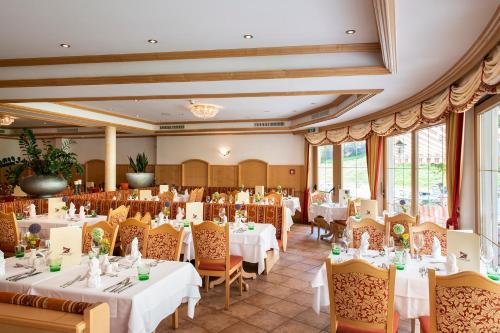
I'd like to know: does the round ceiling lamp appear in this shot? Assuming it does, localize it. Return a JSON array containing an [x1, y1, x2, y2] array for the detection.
[[0, 115, 15, 126], [189, 103, 220, 119]]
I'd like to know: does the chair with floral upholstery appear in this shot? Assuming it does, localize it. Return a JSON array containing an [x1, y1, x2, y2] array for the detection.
[[410, 222, 447, 256], [195, 187, 204, 202], [327, 258, 399, 333], [191, 221, 244, 310], [351, 218, 386, 251], [106, 205, 130, 227], [81, 221, 118, 256], [144, 224, 184, 261], [118, 218, 150, 256], [0, 212, 19, 256], [332, 199, 358, 242], [133, 212, 142, 221], [384, 213, 419, 246], [265, 192, 283, 205], [419, 269, 500, 333], [188, 188, 198, 203], [140, 212, 152, 226]]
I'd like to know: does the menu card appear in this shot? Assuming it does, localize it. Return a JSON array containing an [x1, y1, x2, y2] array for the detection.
[[236, 191, 250, 204], [360, 200, 378, 219], [49, 227, 82, 267], [447, 230, 480, 272], [139, 190, 153, 200], [339, 189, 349, 207], [48, 197, 66, 218], [186, 202, 204, 222], [159, 185, 169, 193], [255, 186, 265, 196]]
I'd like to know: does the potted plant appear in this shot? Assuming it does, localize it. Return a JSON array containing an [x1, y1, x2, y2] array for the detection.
[[125, 153, 154, 188], [0, 129, 83, 198]]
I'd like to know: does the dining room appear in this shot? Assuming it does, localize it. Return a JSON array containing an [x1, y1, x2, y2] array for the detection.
[[0, 1, 499, 332]]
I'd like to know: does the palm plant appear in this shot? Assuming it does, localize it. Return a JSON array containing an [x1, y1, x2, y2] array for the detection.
[[128, 153, 149, 173], [0, 129, 83, 185]]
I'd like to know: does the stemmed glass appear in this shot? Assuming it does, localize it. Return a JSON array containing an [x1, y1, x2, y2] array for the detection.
[[480, 237, 494, 274], [384, 236, 395, 259], [413, 233, 424, 261], [219, 208, 226, 223], [341, 227, 352, 253], [23, 204, 30, 219], [84, 201, 91, 216], [206, 196, 211, 203]]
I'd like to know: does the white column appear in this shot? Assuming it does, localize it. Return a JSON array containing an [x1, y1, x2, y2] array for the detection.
[[105, 126, 116, 191]]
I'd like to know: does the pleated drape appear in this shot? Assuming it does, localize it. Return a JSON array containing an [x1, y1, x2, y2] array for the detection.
[[446, 112, 465, 230], [303, 140, 311, 223], [365, 135, 384, 200]]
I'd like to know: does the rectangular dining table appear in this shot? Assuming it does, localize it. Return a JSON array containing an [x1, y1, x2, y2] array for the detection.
[[17, 214, 107, 239], [0, 256, 202, 333]]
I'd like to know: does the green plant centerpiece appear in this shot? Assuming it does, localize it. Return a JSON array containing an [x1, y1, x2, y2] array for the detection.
[[125, 152, 154, 189], [0, 129, 83, 198]]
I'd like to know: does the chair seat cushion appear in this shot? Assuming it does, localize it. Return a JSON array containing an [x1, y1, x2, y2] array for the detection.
[[337, 311, 400, 333], [198, 255, 243, 271], [418, 316, 430, 333]]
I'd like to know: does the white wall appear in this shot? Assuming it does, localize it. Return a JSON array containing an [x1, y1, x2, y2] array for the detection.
[[460, 109, 476, 230], [156, 134, 304, 165], [0, 138, 21, 158]]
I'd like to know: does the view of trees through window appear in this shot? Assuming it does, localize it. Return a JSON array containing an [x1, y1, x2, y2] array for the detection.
[[386, 133, 412, 213], [341, 141, 370, 199], [317, 145, 333, 192]]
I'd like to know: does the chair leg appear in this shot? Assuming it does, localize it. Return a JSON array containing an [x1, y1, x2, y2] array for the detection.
[[310, 222, 314, 234], [317, 225, 321, 240], [171, 308, 179, 329], [204, 276, 209, 292], [239, 268, 243, 296], [224, 277, 230, 310]]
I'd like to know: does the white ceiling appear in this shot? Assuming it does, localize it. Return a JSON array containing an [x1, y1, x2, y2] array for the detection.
[[0, 0, 497, 130]]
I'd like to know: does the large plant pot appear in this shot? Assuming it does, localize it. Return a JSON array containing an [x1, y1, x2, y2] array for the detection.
[[125, 172, 154, 189], [19, 175, 68, 198]]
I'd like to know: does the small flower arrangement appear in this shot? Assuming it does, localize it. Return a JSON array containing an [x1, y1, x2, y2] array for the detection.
[[254, 193, 262, 203], [163, 201, 171, 217], [235, 204, 245, 218], [26, 223, 42, 249], [130, 189, 139, 200], [239, 184, 245, 192], [393, 223, 410, 249], [212, 192, 221, 202], [399, 199, 408, 213], [91, 227, 104, 242], [99, 238, 110, 255], [91, 227, 109, 255], [276, 185, 282, 194]]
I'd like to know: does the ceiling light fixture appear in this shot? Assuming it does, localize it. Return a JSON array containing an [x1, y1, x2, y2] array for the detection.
[[189, 103, 220, 119], [60, 43, 71, 48], [0, 115, 15, 126], [345, 29, 356, 35], [148, 39, 158, 44], [243, 34, 254, 39]]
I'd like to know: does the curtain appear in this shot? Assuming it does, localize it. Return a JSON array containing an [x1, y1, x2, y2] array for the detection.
[[366, 135, 384, 200], [303, 140, 311, 223], [446, 112, 465, 229]]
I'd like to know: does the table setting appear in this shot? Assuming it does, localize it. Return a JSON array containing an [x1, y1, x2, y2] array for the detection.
[[308, 202, 348, 224]]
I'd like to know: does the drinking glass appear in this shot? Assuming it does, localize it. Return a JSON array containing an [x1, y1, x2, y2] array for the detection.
[[137, 263, 150, 281], [206, 196, 211, 203], [480, 238, 494, 274], [341, 228, 352, 252], [248, 222, 255, 231], [91, 239, 101, 256], [219, 208, 226, 222], [84, 201, 91, 216], [23, 204, 30, 219], [15, 244, 25, 258], [49, 256, 62, 272], [384, 236, 395, 259], [413, 233, 424, 261]]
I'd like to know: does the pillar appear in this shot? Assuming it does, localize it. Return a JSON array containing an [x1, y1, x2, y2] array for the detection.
[[105, 126, 116, 191]]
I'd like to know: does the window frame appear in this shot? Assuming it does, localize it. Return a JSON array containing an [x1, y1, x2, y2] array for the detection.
[[340, 140, 370, 199], [316, 144, 334, 192]]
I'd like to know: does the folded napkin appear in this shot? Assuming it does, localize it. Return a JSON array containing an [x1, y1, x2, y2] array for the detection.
[[445, 253, 459, 274], [404, 251, 412, 265], [69, 202, 76, 218], [87, 258, 102, 288], [158, 212, 165, 224], [79, 206, 85, 220], [353, 249, 361, 259], [101, 254, 110, 272], [173, 193, 179, 202], [431, 236, 442, 258], [360, 232, 370, 255], [176, 208, 184, 221], [130, 237, 141, 260], [0, 250, 5, 276], [29, 204, 36, 218]]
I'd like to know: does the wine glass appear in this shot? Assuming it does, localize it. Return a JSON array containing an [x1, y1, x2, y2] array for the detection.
[[91, 238, 101, 256], [413, 233, 424, 261], [84, 201, 91, 216], [384, 236, 395, 259], [206, 195, 211, 203], [341, 228, 352, 252], [23, 204, 30, 219], [219, 208, 226, 223], [241, 210, 248, 223], [480, 238, 494, 273]]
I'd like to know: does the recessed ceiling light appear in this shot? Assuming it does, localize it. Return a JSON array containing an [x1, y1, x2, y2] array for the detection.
[[148, 39, 158, 44], [345, 29, 356, 35], [243, 34, 254, 39], [59, 43, 71, 48], [264, 110, 270, 113]]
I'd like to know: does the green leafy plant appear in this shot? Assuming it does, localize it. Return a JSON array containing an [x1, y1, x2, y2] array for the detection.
[[128, 153, 149, 173], [0, 129, 83, 185]]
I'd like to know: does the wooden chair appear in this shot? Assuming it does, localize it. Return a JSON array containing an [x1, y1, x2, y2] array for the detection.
[[144, 224, 185, 261], [82, 221, 119, 256], [326, 258, 399, 333], [0, 212, 19, 256], [351, 218, 386, 250], [191, 221, 244, 310], [188, 188, 198, 203], [118, 218, 150, 256], [410, 222, 447, 256], [419, 270, 500, 333], [218, 193, 228, 202], [159, 191, 175, 202], [0, 292, 110, 333], [332, 199, 358, 242], [312, 216, 330, 240], [106, 205, 130, 227], [265, 192, 282, 205], [133, 211, 142, 221], [195, 187, 204, 202], [140, 212, 152, 226], [384, 213, 418, 246]]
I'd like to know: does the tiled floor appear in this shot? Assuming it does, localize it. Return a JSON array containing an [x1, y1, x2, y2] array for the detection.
[[157, 224, 416, 332]]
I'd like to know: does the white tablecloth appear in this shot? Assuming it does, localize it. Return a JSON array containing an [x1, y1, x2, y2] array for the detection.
[[282, 197, 301, 214], [180, 222, 279, 274], [308, 203, 348, 223], [311, 250, 448, 320], [0, 257, 202, 333], [17, 215, 106, 239]]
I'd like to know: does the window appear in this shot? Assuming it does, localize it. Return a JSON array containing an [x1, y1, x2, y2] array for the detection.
[[341, 141, 370, 198], [478, 103, 500, 264], [386, 133, 412, 213], [416, 124, 448, 226], [317, 145, 333, 192]]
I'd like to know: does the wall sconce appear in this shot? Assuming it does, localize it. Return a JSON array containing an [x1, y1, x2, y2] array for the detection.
[[219, 148, 231, 158]]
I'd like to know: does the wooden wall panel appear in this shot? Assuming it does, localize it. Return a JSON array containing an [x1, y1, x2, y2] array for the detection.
[[209, 165, 238, 187], [182, 160, 208, 186], [238, 159, 268, 187], [268, 165, 305, 191], [155, 165, 181, 186], [84, 159, 105, 187]]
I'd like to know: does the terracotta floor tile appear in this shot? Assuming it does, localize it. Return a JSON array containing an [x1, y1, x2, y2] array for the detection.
[[260, 284, 296, 299], [242, 309, 289, 331], [271, 320, 321, 333], [243, 293, 282, 307], [222, 302, 262, 320], [220, 321, 267, 333], [295, 308, 331, 329], [195, 312, 240, 332], [258, 272, 290, 284], [288, 262, 318, 272], [284, 291, 314, 307], [267, 300, 308, 318]]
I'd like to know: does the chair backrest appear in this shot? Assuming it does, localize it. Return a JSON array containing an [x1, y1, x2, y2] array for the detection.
[[311, 191, 327, 204], [429, 269, 500, 332], [384, 213, 418, 245], [326, 258, 396, 333], [159, 191, 175, 202], [133, 211, 142, 221], [118, 218, 150, 255], [144, 224, 185, 261], [107, 205, 130, 227], [141, 212, 152, 226], [410, 222, 447, 255], [191, 221, 229, 269], [0, 212, 19, 253], [188, 188, 198, 203], [195, 187, 204, 202], [265, 192, 282, 205], [81, 221, 119, 255], [218, 193, 228, 202], [347, 199, 357, 217], [351, 218, 386, 250]]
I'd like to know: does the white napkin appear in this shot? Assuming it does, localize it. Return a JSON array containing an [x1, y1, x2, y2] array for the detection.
[[176, 208, 184, 221], [353, 249, 361, 259], [130, 237, 141, 261], [403, 251, 412, 265], [173, 193, 179, 202], [69, 202, 76, 218], [29, 204, 36, 218], [112, 196, 117, 201], [100, 254, 110, 272], [218, 198, 225, 204], [360, 232, 370, 255], [153, 196, 160, 201], [264, 198, 269, 205], [79, 206, 85, 220], [446, 253, 459, 274], [87, 258, 102, 288], [0, 250, 5, 276], [431, 236, 442, 258], [28, 249, 37, 266], [158, 212, 165, 224]]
